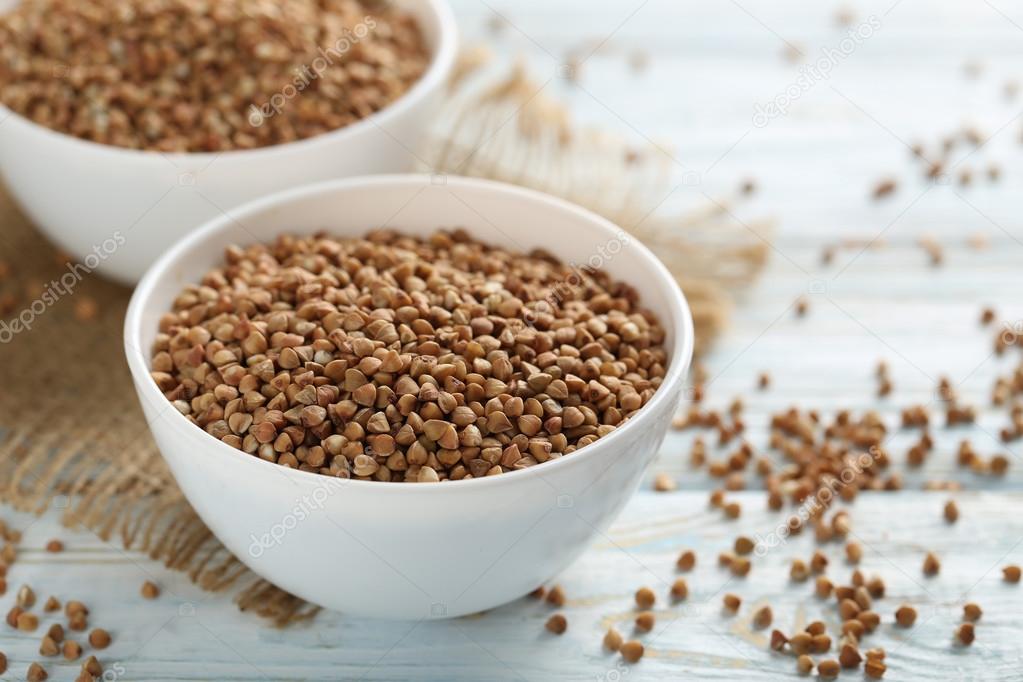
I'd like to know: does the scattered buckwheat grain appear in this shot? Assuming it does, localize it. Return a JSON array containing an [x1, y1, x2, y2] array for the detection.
[[46, 624, 63, 643], [88, 629, 111, 650], [963, 603, 982, 622], [817, 658, 840, 679], [895, 604, 917, 627], [634, 611, 655, 632], [956, 622, 975, 646], [603, 627, 623, 651], [730, 557, 751, 577], [27, 662, 47, 681], [864, 658, 887, 678], [923, 552, 941, 576], [65, 601, 88, 617], [810, 550, 828, 574], [805, 621, 826, 636], [39, 636, 59, 657], [842, 620, 864, 640], [82, 655, 102, 676], [62, 640, 82, 661], [838, 599, 860, 621], [676, 550, 696, 571], [839, 643, 861, 669], [944, 500, 959, 523], [17, 584, 36, 609], [811, 634, 831, 653], [68, 612, 87, 632], [620, 640, 644, 663], [872, 179, 897, 200], [653, 473, 676, 492], [789, 632, 812, 655], [17, 611, 40, 632], [857, 611, 880, 633], [544, 614, 567, 635], [845, 542, 863, 564], [990, 454, 1010, 476], [635, 587, 655, 610]]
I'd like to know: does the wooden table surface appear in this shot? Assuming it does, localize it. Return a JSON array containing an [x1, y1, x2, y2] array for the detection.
[[3, 0, 1023, 680]]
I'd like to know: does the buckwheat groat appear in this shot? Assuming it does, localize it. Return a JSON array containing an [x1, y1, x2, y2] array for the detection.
[[151, 230, 668, 482]]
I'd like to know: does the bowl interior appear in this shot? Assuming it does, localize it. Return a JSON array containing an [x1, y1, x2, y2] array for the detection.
[[130, 176, 690, 374]]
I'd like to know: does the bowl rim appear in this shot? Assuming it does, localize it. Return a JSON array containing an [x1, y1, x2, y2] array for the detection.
[[0, 0, 457, 163], [124, 174, 694, 493]]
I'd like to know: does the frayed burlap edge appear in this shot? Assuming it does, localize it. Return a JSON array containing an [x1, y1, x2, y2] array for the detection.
[[0, 421, 320, 627]]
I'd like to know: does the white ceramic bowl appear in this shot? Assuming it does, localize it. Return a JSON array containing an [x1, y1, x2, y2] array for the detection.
[[0, 0, 457, 285], [124, 175, 694, 619]]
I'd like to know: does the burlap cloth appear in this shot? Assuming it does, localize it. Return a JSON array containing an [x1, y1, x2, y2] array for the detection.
[[0, 187, 319, 625], [0, 59, 769, 625]]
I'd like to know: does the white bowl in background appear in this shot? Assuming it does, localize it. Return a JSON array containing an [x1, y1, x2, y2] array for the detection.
[[0, 0, 457, 285], [124, 175, 694, 619]]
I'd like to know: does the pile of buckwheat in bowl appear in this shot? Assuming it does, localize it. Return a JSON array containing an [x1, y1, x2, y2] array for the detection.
[[150, 229, 669, 482], [0, 0, 429, 152]]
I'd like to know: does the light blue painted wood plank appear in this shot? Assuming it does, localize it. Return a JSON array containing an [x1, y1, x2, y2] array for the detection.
[[2, 491, 1022, 680]]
